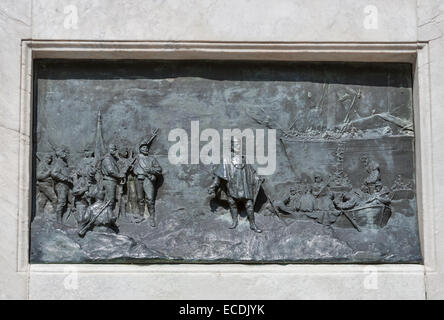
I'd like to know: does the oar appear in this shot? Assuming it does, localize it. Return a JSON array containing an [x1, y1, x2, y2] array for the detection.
[[341, 210, 361, 232]]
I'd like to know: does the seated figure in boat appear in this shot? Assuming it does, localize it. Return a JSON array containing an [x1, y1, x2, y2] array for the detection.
[[299, 184, 316, 212], [355, 184, 371, 203], [361, 155, 381, 194], [312, 174, 323, 194], [312, 174, 336, 212], [334, 190, 360, 211], [303, 175, 339, 226], [365, 181, 391, 206], [277, 184, 314, 214], [278, 185, 302, 213], [306, 194, 339, 226]]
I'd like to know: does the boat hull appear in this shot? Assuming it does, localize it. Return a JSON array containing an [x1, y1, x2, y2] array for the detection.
[[392, 189, 414, 200], [334, 205, 391, 230]]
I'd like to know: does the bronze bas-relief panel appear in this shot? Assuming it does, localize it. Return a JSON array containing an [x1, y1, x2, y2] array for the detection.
[[30, 60, 421, 263]]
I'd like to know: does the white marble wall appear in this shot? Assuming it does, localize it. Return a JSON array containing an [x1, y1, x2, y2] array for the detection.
[[30, 0, 417, 42], [417, 0, 444, 300], [1, 0, 443, 299], [0, 0, 30, 299]]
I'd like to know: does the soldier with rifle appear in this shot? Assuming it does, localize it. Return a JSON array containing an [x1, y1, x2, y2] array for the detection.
[[101, 144, 126, 211], [133, 129, 162, 227], [51, 147, 73, 224]]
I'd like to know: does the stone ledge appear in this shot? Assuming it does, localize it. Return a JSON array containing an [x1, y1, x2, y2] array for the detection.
[[29, 264, 425, 299]]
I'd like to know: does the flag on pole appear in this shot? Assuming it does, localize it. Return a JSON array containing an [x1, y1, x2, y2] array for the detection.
[[95, 110, 106, 161]]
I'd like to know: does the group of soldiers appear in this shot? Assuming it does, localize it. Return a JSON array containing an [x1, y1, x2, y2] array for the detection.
[[36, 135, 268, 236], [37, 135, 266, 235], [36, 136, 163, 236]]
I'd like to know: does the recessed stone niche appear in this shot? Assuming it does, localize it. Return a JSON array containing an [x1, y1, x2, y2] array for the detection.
[[30, 60, 421, 264]]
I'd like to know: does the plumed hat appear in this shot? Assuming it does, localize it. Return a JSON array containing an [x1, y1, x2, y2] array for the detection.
[[138, 137, 153, 150], [138, 129, 159, 150]]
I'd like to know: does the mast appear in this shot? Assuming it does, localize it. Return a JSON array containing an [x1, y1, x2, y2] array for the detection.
[[95, 110, 105, 161]]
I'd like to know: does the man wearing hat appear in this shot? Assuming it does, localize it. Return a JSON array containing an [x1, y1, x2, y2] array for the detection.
[[77, 146, 96, 177], [116, 146, 135, 219], [51, 147, 72, 224], [360, 155, 381, 194], [133, 137, 162, 226], [101, 144, 125, 210], [72, 146, 96, 199], [208, 137, 263, 233], [72, 166, 99, 224], [36, 153, 57, 215], [366, 181, 391, 206]]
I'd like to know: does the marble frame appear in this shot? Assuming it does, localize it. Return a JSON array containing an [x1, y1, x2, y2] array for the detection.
[[17, 40, 432, 299]]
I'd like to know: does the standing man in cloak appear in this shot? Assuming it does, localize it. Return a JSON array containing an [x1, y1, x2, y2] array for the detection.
[[208, 137, 263, 233]]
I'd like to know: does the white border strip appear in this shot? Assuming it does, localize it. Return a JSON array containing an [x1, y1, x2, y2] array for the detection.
[[19, 41, 431, 275]]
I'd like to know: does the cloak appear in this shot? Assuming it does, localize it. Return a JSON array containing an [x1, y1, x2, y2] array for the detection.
[[213, 161, 262, 201]]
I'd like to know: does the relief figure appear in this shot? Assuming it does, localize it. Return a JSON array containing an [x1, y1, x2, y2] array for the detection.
[[36, 153, 57, 215], [133, 132, 162, 227], [51, 147, 72, 224], [208, 138, 263, 233], [78, 190, 116, 237]]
